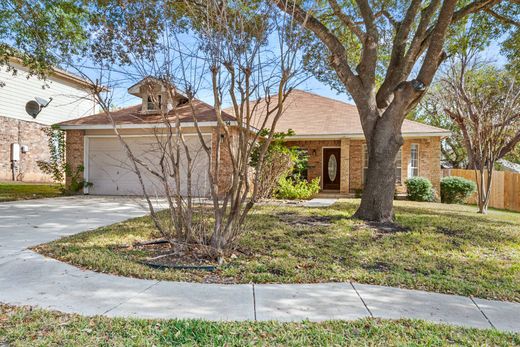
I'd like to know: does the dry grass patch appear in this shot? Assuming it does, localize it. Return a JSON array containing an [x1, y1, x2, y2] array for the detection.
[[35, 199, 520, 301]]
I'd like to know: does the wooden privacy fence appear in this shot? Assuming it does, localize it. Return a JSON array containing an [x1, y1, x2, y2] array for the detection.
[[442, 169, 520, 212]]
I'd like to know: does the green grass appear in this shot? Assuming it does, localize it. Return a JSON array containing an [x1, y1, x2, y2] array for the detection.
[[1, 304, 518, 346], [36, 199, 520, 301], [0, 182, 62, 202]]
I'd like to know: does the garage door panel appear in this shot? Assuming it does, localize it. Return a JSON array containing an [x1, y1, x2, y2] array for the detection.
[[87, 136, 210, 196]]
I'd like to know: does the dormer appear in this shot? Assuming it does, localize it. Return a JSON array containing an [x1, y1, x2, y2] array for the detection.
[[128, 77, 188, 113]]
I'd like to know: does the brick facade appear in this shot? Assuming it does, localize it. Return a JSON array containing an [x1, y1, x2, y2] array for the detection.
[[287, 137, 442, 195], [64, 130, 85, 186], [0, 115, 54, 182], [63, 128, 441, 197]]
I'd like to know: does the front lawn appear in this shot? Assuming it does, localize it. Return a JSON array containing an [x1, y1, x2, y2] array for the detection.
[[0, 182, 62, 202], [1, 304, 518, 346], [35, 200, 520, 301]]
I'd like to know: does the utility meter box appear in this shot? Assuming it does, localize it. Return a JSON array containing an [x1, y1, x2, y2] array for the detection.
[[11, 143, 20, 161]]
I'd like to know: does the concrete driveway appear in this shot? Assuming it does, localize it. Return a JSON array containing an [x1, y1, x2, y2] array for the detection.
[[0, 196, 519, 332], [0, 196, 153, 262]]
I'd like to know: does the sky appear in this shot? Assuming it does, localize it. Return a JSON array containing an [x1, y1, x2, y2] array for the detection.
[[70, 31, 509, 112]]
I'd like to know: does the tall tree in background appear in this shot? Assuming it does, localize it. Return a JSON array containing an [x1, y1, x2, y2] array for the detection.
[[0, 0, 87, 80], [435, 52, 520, 213], [275, 0, 518, 222], [414, 91, 468, 168]]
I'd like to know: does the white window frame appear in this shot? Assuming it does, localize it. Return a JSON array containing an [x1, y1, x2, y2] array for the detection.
[[408, 143, 419, 178], [395, 147, 402, 184]]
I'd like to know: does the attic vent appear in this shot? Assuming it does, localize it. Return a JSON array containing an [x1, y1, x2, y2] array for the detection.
[[177, 98, 189, 106]]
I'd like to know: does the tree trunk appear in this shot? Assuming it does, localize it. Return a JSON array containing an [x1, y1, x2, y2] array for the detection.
[[476, 167, 493, 214], [353, 116, 402, 222]]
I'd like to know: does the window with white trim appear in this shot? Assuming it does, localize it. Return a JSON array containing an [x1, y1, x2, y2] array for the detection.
[[363, 144, 368, 185], [408, 143, 419, 178], [395, 148, 402, 184]]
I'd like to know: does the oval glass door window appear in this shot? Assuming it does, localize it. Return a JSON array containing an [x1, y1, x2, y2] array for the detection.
[[328, 154, 337, 182]]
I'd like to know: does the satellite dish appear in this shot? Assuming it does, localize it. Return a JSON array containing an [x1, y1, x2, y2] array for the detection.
[[25, 97, 53, 119], [25, 100, 41, 119], [35, 97, 51, 106]]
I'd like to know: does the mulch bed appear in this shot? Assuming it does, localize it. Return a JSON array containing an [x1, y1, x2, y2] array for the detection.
[[112, 239, 242, 284]]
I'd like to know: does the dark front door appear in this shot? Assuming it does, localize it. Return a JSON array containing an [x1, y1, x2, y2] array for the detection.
[[322, 148, 341, 190]]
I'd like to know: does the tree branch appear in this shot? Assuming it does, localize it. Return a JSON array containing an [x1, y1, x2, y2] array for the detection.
[[274, 0, 362, 93], [484, 8, 520, 26], [327, 0, 365, 39], [354, 0, 378, 87]]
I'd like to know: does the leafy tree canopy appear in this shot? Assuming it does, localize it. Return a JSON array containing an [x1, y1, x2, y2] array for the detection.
[[0, 0, 88, 78], [299, 0, 518, 96]]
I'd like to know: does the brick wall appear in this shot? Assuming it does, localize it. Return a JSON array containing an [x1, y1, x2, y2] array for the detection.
[[349, 137, 442, 194], [349, 140, 364, 192], [64, 130, 84, 186], [401, 137, 441, 194], [0, 115, 53, 182]]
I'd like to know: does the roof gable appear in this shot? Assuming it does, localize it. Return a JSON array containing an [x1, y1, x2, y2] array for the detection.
[[57, 99, 236, 128]]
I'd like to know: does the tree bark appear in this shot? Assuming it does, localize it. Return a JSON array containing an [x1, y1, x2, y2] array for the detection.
[[353, 111, 403, 222]]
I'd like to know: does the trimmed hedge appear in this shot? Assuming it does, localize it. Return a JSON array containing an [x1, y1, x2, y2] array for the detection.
[[441, 176, 477, 204], [405, 177, 435, 202]]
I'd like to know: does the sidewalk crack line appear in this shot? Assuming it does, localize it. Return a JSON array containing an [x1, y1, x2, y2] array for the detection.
[[102, 280, 160, 315], [252, 284, 257, 321], [470, 296, 495, 329], [350, 282, 373, 317]]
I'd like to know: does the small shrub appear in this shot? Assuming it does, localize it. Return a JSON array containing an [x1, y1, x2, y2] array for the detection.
[[250, 129, 299, 199], [405, 176, 435, 202], [275, 176, 320, 200], [441, 176, 476, 204], [37, 126, 93, 194]]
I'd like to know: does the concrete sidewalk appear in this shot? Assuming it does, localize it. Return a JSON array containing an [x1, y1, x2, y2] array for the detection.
[[0, 196, 519, 332]]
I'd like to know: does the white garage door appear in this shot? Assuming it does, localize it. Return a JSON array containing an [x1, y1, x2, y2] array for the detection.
[[86, 135, 211, 197]]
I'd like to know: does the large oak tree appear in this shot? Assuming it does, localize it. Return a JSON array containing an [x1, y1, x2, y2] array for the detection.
[[275, 0, 519, 222]]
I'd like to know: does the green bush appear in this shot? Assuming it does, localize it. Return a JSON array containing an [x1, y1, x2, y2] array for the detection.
[[440, 176, 476, 204], [405, 177, 435, 202], [275, 176, 320, 200]]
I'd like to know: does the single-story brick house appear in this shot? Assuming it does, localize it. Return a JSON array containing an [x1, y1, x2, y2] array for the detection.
[[58, 80, 449, 196], [249, 90, 450, 195]]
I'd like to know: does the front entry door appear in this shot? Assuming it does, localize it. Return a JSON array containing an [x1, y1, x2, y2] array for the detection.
[[323, 148, 341, 190]]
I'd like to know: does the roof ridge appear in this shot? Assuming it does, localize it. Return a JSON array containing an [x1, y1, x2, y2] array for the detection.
[[291, 89, 357, 107], [403, 118, 450, 132]]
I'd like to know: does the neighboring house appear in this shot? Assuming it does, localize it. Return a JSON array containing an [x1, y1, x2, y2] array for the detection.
[[58, 81, 449, 196], [0, 59, 96, 182], [496, 159, 520, 174]]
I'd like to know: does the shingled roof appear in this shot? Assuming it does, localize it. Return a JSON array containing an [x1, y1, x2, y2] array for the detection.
[[58, 99, 236, 128], [224, 90, 450, 138], [59, 89, 450, 137]]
